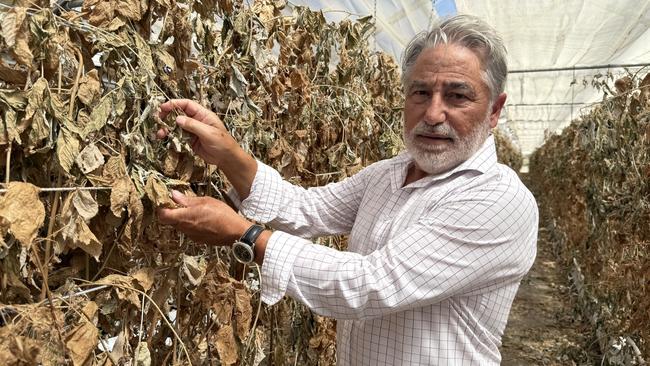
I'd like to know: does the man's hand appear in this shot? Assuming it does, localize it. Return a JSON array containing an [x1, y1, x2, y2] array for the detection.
[[158, 190, 251, 245], [157, 99, 238, 167], [156, 99, 258, 199]]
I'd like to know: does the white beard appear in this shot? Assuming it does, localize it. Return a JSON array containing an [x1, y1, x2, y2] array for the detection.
[[403, 118, 491, 175]]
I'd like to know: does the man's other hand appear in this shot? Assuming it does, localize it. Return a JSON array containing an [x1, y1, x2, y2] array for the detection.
[[158, 190, 251, 245]]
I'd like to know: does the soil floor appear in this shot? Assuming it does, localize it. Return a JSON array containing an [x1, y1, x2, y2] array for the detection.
[[500, 227, 596, 365]]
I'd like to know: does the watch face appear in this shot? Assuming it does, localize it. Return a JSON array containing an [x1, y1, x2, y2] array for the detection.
[[233, 241, 254, 264]]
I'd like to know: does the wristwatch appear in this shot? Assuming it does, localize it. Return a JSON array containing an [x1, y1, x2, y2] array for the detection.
[[232, 224, 264, 264]]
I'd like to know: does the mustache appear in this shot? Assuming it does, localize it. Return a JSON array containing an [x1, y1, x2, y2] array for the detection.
[[410, 122, 458, 140]]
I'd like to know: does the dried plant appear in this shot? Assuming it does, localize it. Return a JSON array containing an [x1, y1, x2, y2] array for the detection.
[[529, 71, 650, 361]]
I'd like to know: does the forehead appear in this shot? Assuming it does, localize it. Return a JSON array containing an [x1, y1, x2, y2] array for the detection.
[[409, 44, 486, 88]]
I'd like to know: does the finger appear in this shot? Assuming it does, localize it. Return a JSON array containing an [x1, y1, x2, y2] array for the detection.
[[175, 116, 217, 139], [170, 190, 204, 207], [159, 99, 193, 120], [156, 127, 169, 140], [160, 99, 223, 129], [160, 99, 212, 122], [158, 206, 186, 225]]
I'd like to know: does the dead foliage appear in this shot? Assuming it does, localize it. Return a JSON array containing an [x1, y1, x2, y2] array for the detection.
[[493, 127, 523, 172], [529, 72, 650, 362]]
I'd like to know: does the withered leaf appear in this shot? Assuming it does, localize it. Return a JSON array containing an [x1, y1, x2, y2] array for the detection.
[[133, 32, 155, 81], [83, 0, 116, 27], [60, 193, 103, 260], [0, 326, 42, 365], [77, 70, 101, 106], [214, 325, 238, 365], [0, 182, 45, 248], [0, 107, 20, 145], [72, 190, 99, 221], [110, 177, 131, 217], [102, 155, 128, 183], [144, 175, 175, 208], [56, 129, 80, 174], [96, 274, 142, 308], [23, 77, 48, 122], [134, 341, 151, 366], [76, 143, 105, 174], [0, 58, 27, 84], [233, 284, 252, 341], [181, 254, 207, 286], [84, 93, 112, 138], [131, 267, 155, 292], [0, 7, 25, 48], [116, 0, 146, 22], [1, 7, 33, 68], [65, 301, 99, 366]]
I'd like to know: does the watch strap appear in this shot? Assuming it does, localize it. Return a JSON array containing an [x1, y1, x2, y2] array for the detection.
[[240, 224, 264, 246]]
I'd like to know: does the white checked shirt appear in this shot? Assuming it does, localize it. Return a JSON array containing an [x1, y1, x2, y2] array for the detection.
[[233, 135, 538, 365]]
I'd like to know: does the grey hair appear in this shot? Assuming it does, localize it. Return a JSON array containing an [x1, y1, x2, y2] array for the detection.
[[401, 14, 508, 102]]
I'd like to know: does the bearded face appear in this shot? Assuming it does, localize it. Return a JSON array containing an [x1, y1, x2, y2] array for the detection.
[[402, 44, 506, 175]]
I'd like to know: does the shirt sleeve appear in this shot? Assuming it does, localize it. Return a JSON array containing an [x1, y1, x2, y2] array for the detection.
[[260, 177, 539, 319], [230, 161, 374, 238]]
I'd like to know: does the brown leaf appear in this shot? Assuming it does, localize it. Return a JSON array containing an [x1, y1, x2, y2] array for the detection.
[[214, 325, 238, 365], [65, 302, 99, 366], [77, 70, 101, 106], [56, 129, 80, 174], [131, 267, 155, 292], [83, 0, 116, 27], [60, 193, 103, 260], [181, 254, 207, 286], [96, 274, 142, 308], [1, 4, 24, 36], [0, 182, 45, 248], [116, 0, 145, 21], [1, 7, 33, 68], [0, 58, 27, 84], [76, 143, 105, 174], [72, 190, 99, 221], [102, 155, 128, 183], [22, 77, 48, 125], [0, 326, 42, 365], [110, 177, 131, 217], [289, 67, 309, 89], [83, 92, 112, 139], [144, 175, 176, 208], [233, 284, 252, 341]]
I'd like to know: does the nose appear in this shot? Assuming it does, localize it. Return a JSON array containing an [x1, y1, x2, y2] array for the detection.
[[423, 94, 446, 125]]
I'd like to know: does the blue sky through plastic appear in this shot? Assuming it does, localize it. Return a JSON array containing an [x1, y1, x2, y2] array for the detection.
[[434, 0, 457, 17]]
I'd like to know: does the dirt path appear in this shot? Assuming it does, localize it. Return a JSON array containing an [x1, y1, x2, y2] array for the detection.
[[500, 227, 593, 365]]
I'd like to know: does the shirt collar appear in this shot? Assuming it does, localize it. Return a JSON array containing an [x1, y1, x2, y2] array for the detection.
[[390, 134, 498, 191]]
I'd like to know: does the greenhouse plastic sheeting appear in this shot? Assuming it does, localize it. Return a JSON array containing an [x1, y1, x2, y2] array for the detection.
[[289, 0, 650, 160]]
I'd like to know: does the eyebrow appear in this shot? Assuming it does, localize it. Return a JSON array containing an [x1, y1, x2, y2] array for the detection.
[[408, 80, 477, 96], [444, 81, 474, 93]]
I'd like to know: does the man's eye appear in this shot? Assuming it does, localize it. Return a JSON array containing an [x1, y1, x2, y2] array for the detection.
[[413, 90, 428, 96], [449, 93, 468, 100]]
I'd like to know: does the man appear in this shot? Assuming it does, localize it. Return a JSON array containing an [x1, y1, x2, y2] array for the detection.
[[158, 14, 538, 365]]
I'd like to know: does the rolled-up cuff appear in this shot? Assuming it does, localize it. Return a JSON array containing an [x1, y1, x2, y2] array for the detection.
[[239, 162, 284, 223]]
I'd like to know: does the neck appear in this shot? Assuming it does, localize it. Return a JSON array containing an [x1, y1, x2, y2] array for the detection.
[[403, 164, 429, 186]]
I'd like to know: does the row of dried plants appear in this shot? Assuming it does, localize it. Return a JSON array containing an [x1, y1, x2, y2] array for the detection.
[[529, 72, 650, 363]]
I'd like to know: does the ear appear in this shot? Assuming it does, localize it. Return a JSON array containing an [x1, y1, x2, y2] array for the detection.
[[488, 93, 507, 129]]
